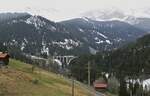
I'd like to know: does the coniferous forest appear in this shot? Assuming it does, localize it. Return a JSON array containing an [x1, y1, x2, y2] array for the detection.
[[69, 34, 150, 95]]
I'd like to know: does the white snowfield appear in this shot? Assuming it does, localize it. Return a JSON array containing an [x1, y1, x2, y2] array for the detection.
[[81, 8, 150, 25]]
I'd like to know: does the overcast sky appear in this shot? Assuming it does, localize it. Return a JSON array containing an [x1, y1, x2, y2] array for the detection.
[[0, 0, 150, 21]]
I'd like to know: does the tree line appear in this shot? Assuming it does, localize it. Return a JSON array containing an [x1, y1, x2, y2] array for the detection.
[[69, 34, 150, 95]]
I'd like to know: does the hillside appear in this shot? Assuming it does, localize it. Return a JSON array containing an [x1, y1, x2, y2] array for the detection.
[[0, 13, 147, 57], [61, 18, 147, 52], [110, 34, 150, 73], [69, 34, 150, 84], [0, 59, 92, 96]]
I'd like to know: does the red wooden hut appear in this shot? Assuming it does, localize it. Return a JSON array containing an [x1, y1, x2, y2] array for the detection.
[[0, 52, 10, 66], [93, 80, 108, 90]]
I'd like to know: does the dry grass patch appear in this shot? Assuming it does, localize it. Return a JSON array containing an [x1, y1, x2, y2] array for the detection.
[[0, 59, 92, 96]]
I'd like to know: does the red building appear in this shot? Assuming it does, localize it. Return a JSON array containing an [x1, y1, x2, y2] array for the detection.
[[93, 81, 108, 90], [0, 52, 10, 66]]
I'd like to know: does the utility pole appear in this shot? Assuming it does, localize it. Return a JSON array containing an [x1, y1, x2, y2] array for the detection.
[[88, 61, 91, 86], [72, 77, 74, 96]]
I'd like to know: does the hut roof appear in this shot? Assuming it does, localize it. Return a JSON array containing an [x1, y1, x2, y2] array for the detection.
[[0, 52, 9, 59]]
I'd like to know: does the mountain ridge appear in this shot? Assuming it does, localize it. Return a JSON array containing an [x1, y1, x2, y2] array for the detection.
[[0, 12, 148, 57]]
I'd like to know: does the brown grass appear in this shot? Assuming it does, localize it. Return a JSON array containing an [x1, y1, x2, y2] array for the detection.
[[0, 59, 92, 96]]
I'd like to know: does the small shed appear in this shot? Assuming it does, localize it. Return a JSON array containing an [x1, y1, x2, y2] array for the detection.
[[93, 81, 108, 90], [0, 52, 10, 66]]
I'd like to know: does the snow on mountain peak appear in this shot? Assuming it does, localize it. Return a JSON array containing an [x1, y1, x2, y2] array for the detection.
[[81, 8, 126, 21], [25, 16, 46, 29], [80, 8, 150, 25], [82, 17, 90, 22]]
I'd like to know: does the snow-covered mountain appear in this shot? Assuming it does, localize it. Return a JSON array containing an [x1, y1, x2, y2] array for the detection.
[[81, 8, 127, 21], [3, 7, 150, 32], [81, 8, 147, 22], [81, 8, 150, 32], [0, 13, 147, 57], [61, 17, 147, 51]]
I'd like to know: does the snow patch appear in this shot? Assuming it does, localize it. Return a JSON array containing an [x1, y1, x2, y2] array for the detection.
[[96, 40, 104, 44], [82, 17, 89, 22], [106, 40, 112, 44], [93, 30, 108, 39], [25, 16, 46, 29], [97, 32, 108, 39], [52, 39, 81, 50], [94, 37, 104, 44], [21, 42, 26, 51], [78, 28, 84, 32], [89, 47, 97, 55]]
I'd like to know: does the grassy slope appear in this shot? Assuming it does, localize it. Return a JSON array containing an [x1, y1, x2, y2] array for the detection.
[[0, 59, 92, 96]]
